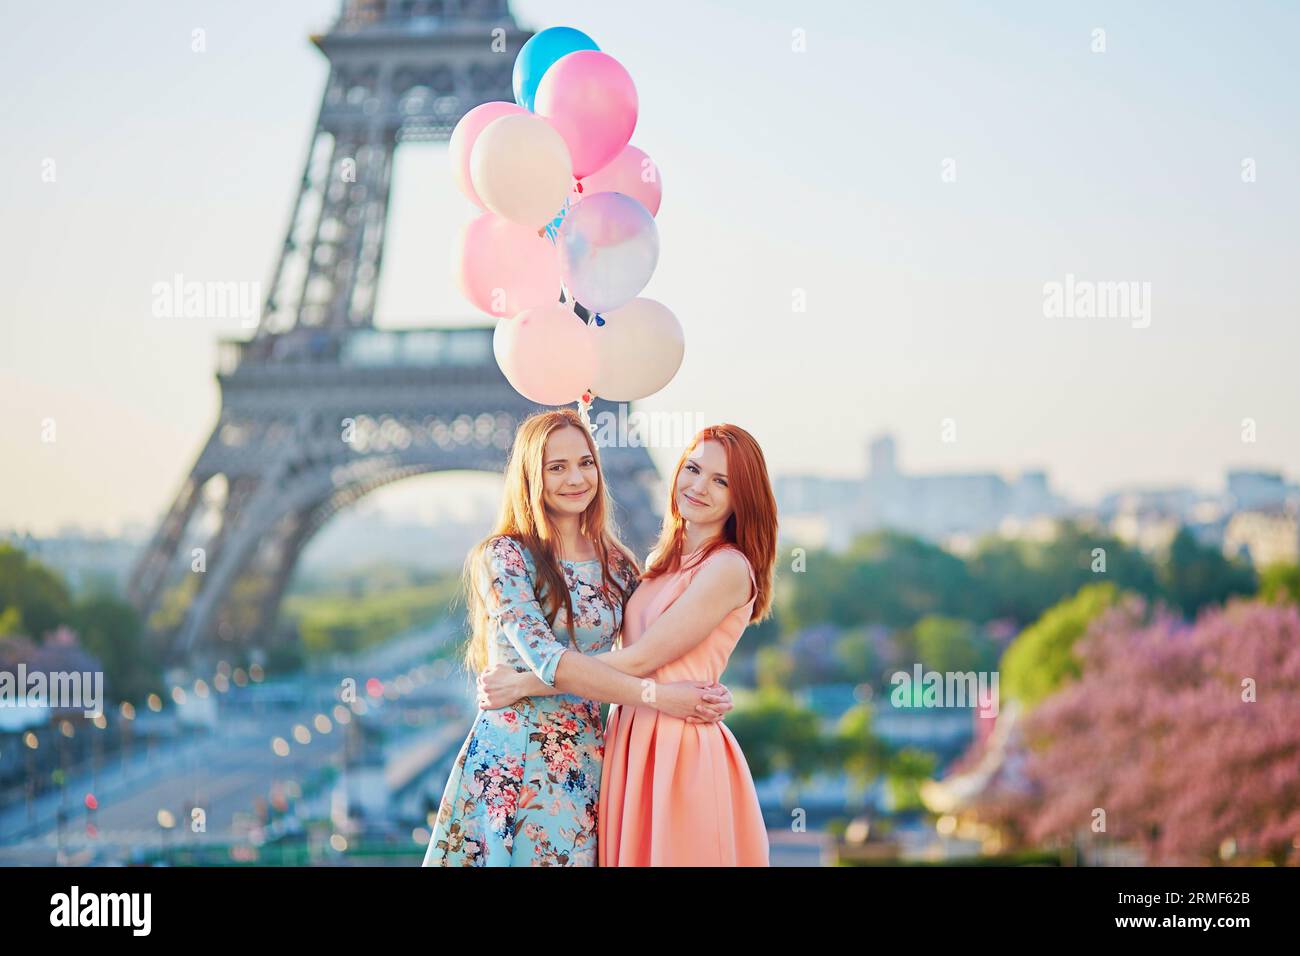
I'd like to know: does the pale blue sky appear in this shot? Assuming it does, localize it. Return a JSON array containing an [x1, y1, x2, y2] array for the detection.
[[3, 0, 1298, 535]]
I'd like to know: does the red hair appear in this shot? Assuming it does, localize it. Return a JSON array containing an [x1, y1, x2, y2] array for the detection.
[[642, 424, 777, 623]]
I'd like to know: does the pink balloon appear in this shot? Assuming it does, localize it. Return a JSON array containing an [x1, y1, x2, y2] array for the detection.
[[494, 304, 597, 406], [577, 144, 662, 216], [449, 101, 527, 208], [456, 213, 562, 317], [535, 51, 637, 179]]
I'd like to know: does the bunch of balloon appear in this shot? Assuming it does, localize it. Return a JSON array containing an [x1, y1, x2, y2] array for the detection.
[[448, 26, 684, 410]]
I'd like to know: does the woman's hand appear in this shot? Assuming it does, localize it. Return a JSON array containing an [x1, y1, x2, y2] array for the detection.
[[476, 663, 528, 709], [685, 682, 733, 724], [655, 680, 732, 722]]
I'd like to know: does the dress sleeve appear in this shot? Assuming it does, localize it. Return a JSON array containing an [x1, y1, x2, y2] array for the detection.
[[481, 536, 570, 687], [612, 547, 642, 593]]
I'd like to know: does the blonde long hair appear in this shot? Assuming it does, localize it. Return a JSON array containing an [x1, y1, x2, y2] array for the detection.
[[642, 424, 778, 624], [462, 409, 639, 673]]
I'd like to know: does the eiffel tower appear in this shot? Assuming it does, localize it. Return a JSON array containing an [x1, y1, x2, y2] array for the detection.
[[126, 0, 663, 669]]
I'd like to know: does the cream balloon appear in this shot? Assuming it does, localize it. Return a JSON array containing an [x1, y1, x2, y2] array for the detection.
[[470, 114, 572, 228], [448, 101, 526, 208], [589, 298, 684, 401]]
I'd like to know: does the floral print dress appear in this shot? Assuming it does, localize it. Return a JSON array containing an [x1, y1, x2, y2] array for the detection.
[[423, 534, 639, 867]]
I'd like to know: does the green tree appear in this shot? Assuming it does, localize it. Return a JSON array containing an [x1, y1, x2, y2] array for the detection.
[[1001, 582, 1121, 709], [833, 706, 934, 812], [0, 543, 74, 640], [834, 627, 880, 684], [754, 645, 795, 690], [288, 575, 463, 659], [73, 594, 159, 703], [832, 703, 891, 789], [909, 615, 997, 673], [1258, 563, 1300, 605], [968, 521, 1160, 624], [741, 608, 782, 649], [146, 575, 199, 634], [962, 534, 1035, 620], [1159, 527, 1255, 618], [883, 748, 938, 813], [0, 605, 21, 637], [724, 687, 825, 781], [784, 531, 980, 630]]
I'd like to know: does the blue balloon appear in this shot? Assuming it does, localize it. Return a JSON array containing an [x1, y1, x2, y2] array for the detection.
[[513, 27, 599, 112]]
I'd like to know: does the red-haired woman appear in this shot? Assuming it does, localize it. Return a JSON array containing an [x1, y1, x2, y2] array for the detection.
[[480, 424, 777, 865]]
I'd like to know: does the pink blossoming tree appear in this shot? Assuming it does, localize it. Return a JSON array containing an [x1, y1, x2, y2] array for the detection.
[[1001, 598, 1300, 865]]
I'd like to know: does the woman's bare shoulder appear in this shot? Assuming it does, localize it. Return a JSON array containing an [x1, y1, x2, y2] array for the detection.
[[692, 546, 751, 598]]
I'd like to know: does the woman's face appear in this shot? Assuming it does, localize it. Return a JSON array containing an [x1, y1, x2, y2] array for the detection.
[[541, 426, 598, 518], [675, 439, 733, 526]]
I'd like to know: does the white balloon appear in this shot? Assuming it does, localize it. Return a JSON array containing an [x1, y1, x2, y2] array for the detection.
[[590, 298, 684, 401], [470, 114, 572, 228], [558, 192, 658, 314]]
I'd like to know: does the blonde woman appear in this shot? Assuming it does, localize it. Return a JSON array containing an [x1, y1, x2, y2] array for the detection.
[[423, 409, 733, 867]]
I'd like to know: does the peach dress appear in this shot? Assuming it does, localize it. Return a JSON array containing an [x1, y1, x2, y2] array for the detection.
[[598, 545, 770, 866]]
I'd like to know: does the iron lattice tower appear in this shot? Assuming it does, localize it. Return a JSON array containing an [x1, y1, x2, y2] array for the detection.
[[126, 0, 664, 668]]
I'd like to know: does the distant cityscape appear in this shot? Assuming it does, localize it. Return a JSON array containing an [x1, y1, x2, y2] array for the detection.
[[6, 430, 1300, 602], [773, 433, 1300, 566]]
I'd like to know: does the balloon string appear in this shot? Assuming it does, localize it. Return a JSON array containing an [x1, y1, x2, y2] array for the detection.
[[568, 263, 594, 423], [543, 195, 573, 247], [547, 196, 577, 303], [560, 284, 596, 325]]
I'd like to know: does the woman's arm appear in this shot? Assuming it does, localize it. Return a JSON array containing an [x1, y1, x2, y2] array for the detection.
[[479, 536, 573, 688], [471, 539, 716, 719], [479, 666, 735, 722], [593, 549, 753, 676], [479, 549, 752, 717], [515, 549, 751, 680]]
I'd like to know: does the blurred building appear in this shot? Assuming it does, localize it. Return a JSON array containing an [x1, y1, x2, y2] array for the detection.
[[1227, 469, 1290, 511], [773, 433, 1067, 550], [0, 528, 143, 597], [1096, 483, 1244, 554], [1108, 507, 1186, 554], [1223, 506, 1300, 568]]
